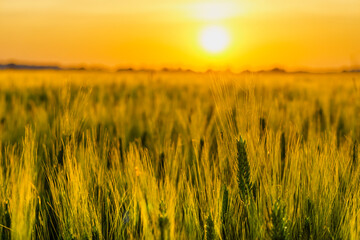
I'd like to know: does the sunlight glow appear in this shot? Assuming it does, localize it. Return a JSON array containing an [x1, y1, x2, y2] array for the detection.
[[189, 2, 238, 20], [200, 25, 230, 54]]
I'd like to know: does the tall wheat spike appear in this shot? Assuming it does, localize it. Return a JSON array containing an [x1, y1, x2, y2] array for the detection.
[[237, 137, 252, 200], [280, 132, 286, 180], [118, 137, 124, 166], [336, 115, 345, 148], [159, 201, 169, 240], [302, 118, 309, 142], [352, 140, 357, 168], [106, 148, 112, 170], [221, 185, 229, 240], [221, 185, 229, 223], [57, 142, 64, 167], [158, 152, 165, 184], [260, 117, 266, 140], [199, 138, 205, 161]]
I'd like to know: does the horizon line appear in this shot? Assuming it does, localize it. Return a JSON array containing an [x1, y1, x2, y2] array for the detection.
[[0, 61, 359, 75]]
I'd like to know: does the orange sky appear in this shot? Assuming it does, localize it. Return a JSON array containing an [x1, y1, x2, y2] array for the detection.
[[1, 0, 360, 72]]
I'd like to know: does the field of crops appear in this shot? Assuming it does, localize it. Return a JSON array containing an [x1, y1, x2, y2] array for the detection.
[[0, 70, 359, 239]]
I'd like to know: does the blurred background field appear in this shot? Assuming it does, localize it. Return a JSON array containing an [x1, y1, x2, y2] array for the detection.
[[0, 70, 359, 239]]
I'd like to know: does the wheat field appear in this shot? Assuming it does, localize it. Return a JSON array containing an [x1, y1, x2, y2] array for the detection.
[[0, 70, 359, 239]]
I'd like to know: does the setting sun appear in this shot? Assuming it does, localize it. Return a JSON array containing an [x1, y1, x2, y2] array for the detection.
[[200, 25, 230, 54]]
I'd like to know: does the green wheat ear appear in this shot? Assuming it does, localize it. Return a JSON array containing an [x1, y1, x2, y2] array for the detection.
[[270, 200, 288, 240], [221, 185, 229, 223], [221, 185, 229, 240], [352, 140, 358, 168], [237, 137, 252, 200], [118, 137, 124, 165], [205, 214, 215, 240], [260, 117, 266, 139], [199, 138, 205, 161], [159, 201, 169, 240], [336, 115, 346, 148], [280, 132, 286, 161], [280, 132, 286, 180], [302, 118, 309, 143], [158, 152, 165, 183]]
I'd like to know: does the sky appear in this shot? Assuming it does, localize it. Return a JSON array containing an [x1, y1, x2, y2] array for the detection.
[[1, 0, 360, 72]]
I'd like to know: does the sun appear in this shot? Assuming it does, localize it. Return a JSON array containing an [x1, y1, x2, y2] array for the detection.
[[200, 25, 230, 54]]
